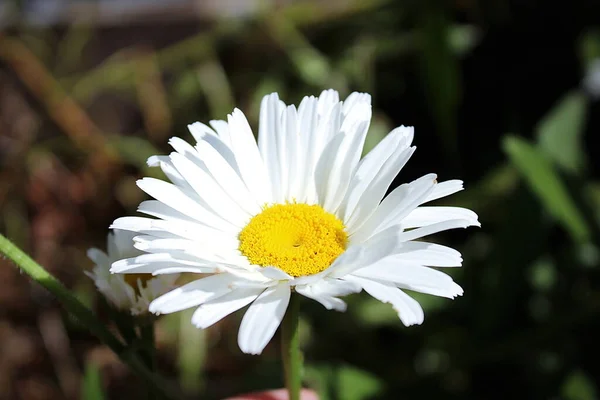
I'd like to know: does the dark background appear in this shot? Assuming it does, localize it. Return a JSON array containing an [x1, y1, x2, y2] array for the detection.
[[1, 0, 599, 399]]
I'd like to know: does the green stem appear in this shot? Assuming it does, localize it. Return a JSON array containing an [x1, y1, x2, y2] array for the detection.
[[281, 293, 302, 400], [0, 234, 177, 400]]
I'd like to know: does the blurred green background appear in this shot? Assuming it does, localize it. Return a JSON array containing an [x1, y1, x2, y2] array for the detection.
[[1, 0, 600, 399]]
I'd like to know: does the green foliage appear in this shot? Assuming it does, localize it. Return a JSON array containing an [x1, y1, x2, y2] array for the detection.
[[503, 135, 590, 243], [536, 90, 588, 174], [306, 364, 383, 400], [82, 363, 106, 400]]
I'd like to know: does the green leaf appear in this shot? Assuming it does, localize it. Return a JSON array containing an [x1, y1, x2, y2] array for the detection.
[[536, 90, 588, 174], [337, 365, 384, 400], [82, 363, 105, 400], [306, 364, 384, 400], [418, 2, 460, 162], [503, 135, 590, 243], [561, 370, 598, 400]]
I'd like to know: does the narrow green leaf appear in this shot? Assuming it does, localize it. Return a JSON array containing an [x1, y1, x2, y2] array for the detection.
[[503, 135, 590, 243], [536, 90, 588, 174], [418, 2, 460, 162], [82, 363, 105, 400]]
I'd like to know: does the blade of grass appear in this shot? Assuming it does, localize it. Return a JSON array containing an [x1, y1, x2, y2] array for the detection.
[[0, 233, 179, 400]]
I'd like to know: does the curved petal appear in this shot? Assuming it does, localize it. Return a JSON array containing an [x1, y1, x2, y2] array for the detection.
[[258, 93, 286, 202], [349, 173, 437, 243], [315, 120, 370, 214], [296, 278, 361, 311], [352, 262, 463, 299], [227, 109, 273, 204], [191, 287, 264, 329], [337, 125, 414, 223], [149, 274, 237, 315], [424, 180, 464, 203], [386, 241, 463, 267], [238, 284, 290, 355], [136, 178, 238, 232], [402, 206, 480, 229], [345, 276, 424, 326], [169, 152, 251, 227], [87, 248, 109, 267]]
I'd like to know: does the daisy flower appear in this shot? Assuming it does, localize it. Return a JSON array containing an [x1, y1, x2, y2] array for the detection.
[[110, 89, 479, 354], [87, 230, 179, 315]]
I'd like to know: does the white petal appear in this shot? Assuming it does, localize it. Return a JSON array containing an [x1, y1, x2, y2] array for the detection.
[[133, 235, 239, 256], [295, 286, 347, 311], [282, 105, 303, 201], [237, 284, 290, 355], [136, 178, 238, 233], [191, 287, 264, 329], [87, 248, 109, 267], [394, 219, 473, 242], [258, 93, 285, 202], [227, 109, 273, 204], [187, 121, 218, 142], [169, 152, 250, 227], [168, 137, 205, 167], [259, 266, 294, 281], [317, 89, 340, 117], [352, 262, 463, 299], [110, 252, 214, 274], [297, 95, 318, 202], [147, 156, 196, 195], [137, 200, 195, 223], [326, 228, 403, 279], [111, 216, 235, 245], [342, 92, 371, 115], [149, 274, 236, 315], [345, 276, 424, 326], [338, 125, 414, 222], [315, 120, 370, 213], [209, 120, 232, 147], [424, 180, 464, 203], [402, 206, 480, 229], [194, 140, 261, 215], [189, 122, 241, 175], [343, 146, 415, 233], [295, 278, 361, 311], [349, 173, 437, 242], [387, 241, 463, 267]]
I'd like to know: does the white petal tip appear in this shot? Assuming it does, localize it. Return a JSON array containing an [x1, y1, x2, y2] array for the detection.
[[146, 155, 161, 167]]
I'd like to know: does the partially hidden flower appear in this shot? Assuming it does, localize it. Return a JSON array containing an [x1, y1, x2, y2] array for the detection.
[[87, 230, 179, 315], [110, 89, 480, 354]]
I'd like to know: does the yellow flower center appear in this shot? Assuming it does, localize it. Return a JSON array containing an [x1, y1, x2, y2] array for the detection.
[[239, 203, 348, 277]]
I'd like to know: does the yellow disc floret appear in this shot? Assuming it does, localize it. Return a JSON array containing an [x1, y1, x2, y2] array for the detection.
[[239, 203, 348, 277]]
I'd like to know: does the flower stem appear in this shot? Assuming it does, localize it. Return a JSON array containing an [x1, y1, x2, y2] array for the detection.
[[0, 234, 177, 400], [281, 293, 302, 400]]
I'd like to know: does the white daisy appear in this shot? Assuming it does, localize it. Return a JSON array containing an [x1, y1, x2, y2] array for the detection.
[[110, 89, 480, 354], [87, 230, 179, 315]]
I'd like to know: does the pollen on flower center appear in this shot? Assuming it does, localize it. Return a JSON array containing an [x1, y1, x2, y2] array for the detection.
[[238, 203, 348, 277]]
